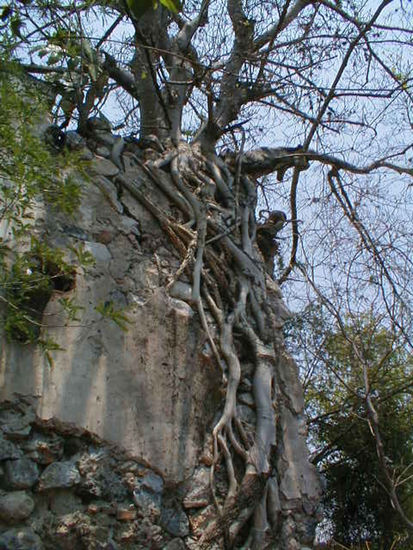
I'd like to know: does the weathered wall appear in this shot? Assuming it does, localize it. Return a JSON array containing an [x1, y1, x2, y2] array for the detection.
[[0, 129, 321, 548], [0, 396, 205, 549], [0, 142, 221, 485]]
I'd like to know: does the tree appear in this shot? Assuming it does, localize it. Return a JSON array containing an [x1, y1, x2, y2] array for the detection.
[[1, 0, 413, 548], [287, 309, 413, 547]]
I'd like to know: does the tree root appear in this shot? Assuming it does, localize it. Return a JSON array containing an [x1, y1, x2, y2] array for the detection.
[[119, 146, 318, 548]]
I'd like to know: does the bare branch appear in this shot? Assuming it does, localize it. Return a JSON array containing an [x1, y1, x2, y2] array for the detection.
[[229, 146, 413, 178], [254, 0, 313, 49]]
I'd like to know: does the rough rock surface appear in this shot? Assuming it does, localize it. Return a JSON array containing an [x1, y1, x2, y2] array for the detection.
[[0, 399, 196, 548], [0, 148, 221, 484], [4, 458, 39, 489], [0, 526, 44, 550], [0, 130, 321, 548], [38, 461, 81, 490], [0, 491, 35, 523]]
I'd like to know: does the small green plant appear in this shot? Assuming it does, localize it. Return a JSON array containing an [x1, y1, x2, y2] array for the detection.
[[0, 60, 85, 355], [1, 238, 76, 343], [58, 297, 84, 322], [95, 301, 133, 332], [68, 243, 96, 267], [0, 60, 133, 362]]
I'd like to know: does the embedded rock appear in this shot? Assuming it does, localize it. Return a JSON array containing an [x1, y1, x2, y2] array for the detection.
[[0, 527, 43, 550], [38, 461, 80, 490], [133, 487, 162, 517], [183, 467, 210, 509], [23, 432, 64, 464], [164, 539, 186, 550], [0, 435, 22, 460], [4, 458, 39, 489], [160, 504, 189, 537], [91, 157, 119, 177], [0, 403, 35, 439], [49, 490, 83, 515], [136, 471, 164, 494], [0, 491, 35, 523]]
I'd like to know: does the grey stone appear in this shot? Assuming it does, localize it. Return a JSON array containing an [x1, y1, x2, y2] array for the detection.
[[49, 490, 83, 515], [60, 224, 89, 242], [0, 527, 43, 550], [0, 405, 35, 439], [4, 459, 39, 489], [133, 487, 161, 516], [84, 241, 111, 263], [96, 145, 112, 158], [0, 436, 22, 460], [164, 539, 186, 550], [77, 449, 127, 501], [23, 432, 64, 464], [65, 131, 86, 150], [138, 472, 164, 494], [91, 157, 119, 177], [79, 148, 94, 160], [169, 281, 192, 302], [95, 131, 115, 146], [0, 491, 35, 523], [4, 425, 31, 438], [183, 467, 210, 509], [160, 505, 189, 537], [82, 466, 127, 501], [38, 461, 80, 490], [132, 471, 164, 517], [95, 176, 123, 214]]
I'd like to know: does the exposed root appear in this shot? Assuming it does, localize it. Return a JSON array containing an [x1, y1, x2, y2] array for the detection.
[[121, 144, 318, 548]]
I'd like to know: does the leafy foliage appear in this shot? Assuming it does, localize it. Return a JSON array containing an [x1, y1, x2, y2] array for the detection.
[[125, 0, 181, 20], [0, 65, 83, 216], [95, 300, 133, 332], [0, 0, 412, 543], [1, 238, 75, 342], [0, 62, 85, 353], [287, 309, 413, 547]]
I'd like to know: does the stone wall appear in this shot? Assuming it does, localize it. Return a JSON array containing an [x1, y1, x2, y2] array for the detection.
[[0, 125, 321, 548], [0, 131, 222, 485], [0, 397, 219, 549]]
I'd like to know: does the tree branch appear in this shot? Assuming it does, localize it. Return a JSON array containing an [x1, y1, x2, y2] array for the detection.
[[226, 146, 413, 179], [254, 0, 313, 49], [102, 52, 139, 100]]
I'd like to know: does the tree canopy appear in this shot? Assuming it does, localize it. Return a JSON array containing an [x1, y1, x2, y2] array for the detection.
[[287, 309, 413, 546]]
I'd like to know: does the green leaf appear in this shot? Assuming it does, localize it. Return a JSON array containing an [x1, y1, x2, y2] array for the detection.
[[68, 243, 95, 267], [95, 301, 132, 332], [58, 297, 84, 321], [159, 0, 181, 13], [47, 53, 62, 66], [10, 15, 24, 38], [1, 5, 12, 21]]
